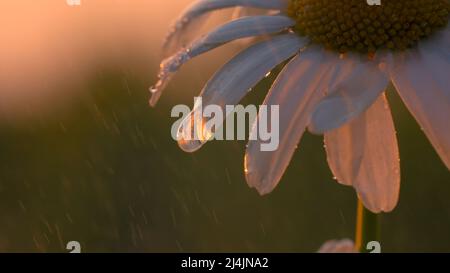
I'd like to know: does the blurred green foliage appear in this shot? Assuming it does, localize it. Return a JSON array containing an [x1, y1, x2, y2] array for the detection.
[[0, 65, 450, 253]]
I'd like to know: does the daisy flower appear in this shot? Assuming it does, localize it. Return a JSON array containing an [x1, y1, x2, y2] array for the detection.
[[317, 239, 357, 253], [151, 0, 450, 213]]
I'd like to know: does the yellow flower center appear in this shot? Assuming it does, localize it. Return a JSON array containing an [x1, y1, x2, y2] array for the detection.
[[288, 0, 450, 54]]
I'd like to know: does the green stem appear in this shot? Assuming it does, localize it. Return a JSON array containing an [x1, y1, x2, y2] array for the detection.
[[355, 199, 381, 253]]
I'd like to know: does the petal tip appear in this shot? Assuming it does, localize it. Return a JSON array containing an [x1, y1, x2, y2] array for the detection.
[[357, 192, 398, 214], [149, 88, 161, 108], [245, 171, 276, 196]]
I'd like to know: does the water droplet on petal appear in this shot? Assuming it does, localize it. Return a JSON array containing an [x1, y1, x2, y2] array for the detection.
[[178, 138, 205, 153], [150, 48, 192, 106], [176, 112, 209, 153]]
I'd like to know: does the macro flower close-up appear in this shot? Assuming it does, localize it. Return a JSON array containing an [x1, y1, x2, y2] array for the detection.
[[2, 0, 450, 257], [152, 0, 450, 215]]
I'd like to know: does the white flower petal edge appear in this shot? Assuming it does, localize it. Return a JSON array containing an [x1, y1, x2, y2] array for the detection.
[[245, 48, 341, 195], [232, 6, 278, 19], [429, 27, 450, 57], [150, 15, 296, 106], [317, 239, 357, 253], [325, 94, 400, 213], [391, 42, 450, 170], [444, 24, 450, 36], [177, 34, 306, 152], [163, 0, 288, 56], [199, 15, 294, 45], [231, 8, 283, 47], [309, 57, 390, 134]]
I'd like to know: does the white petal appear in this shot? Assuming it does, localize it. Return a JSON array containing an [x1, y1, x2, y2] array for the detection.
[[150, 15, 295, 106], [443, 24, 450, 36], [391, 44, 450, 170], [309, 58, 389, 134], [232, 6, 281, 19], [230, 9, 282, 47], [177, 34, 306, 152], [318, 239, 357, 253], [324, 94, 400, 213], [438, 28, 450, 47], [421, 28, 450, 58], [244, 48, 340, 195], [201, 15, 294, 44], [163, 0, 289, 55]]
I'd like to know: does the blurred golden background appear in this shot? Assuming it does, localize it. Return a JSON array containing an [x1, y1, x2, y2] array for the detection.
[[0, 0, 450, 253]]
